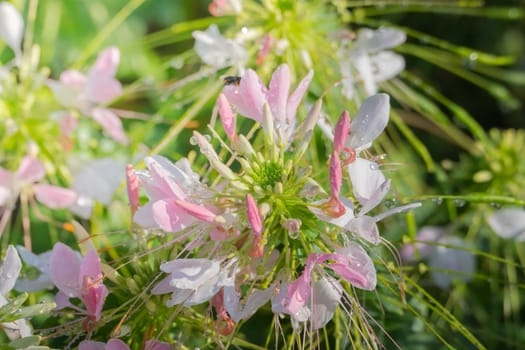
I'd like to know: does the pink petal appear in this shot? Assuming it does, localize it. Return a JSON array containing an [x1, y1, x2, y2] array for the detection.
[[152, 199, 195, 232], [146, 157, 187, 200], [79, 250, 102, 283], [33, 184, 77, 208], [60, 70, 87, 87], [89, 47, 120, 79], [245, 194, 262, 236], [83, 283, 108, 321], [217, 93, 237, 141], [256, 34, 274, 65], [50, 243, 81, 298], [286, 69, 313, 124], [133, 202, 160, 228], [126, 164, 140, 214], [15, 156, 45, 184], [106, 339, 130, 350], [86, 76, 123, 105], [333, 243, 376, 290], [286, 273, 311, 314], [333, 110, 350, 153], [223, 69, 266, 122], [54, 291, 72, 310], [268, 64, 291, 125], [329, 152, 342, 200], [91, 108, 128, 144], [175, 199, 216, 224], [145, 340, 171, 350], [79, 341, 106, 350]]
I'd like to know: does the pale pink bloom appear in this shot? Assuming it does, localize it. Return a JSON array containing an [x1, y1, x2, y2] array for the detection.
[[48, 47, 128, 144], [79, 338, 170, 350], [223, 284, 273, 322], [0, 1, 24, 59], [0, 156, 76, 210], [0, 245, 32, 340], [49, 243, 109, 322], [245, 194, 264, 257], [272, 276, 343, 331], [151, 258, 236, 307], [192, 24, 247, 71], [223, 64, 313, 145], [488, 208, 525, 241], [134, 156, 236, 240], [208, 0, 242, 16], [400, 226, 443, 262]]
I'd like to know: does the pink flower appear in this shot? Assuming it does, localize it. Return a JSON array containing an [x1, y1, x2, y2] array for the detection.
[[0, 156, 76, 210], [49, 243, 109, 324], [223, 64, 313, 145], [126, 164, 140, 215], [48, 47, 128, 144], [133, 156, 236, 240]]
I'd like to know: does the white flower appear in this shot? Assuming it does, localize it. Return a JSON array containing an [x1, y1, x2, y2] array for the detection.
[[15, 246, 53, 292], [340, 28, 406, 98], [488, 208, 525, 241], [192, 24, 247, 71], [428, 235, 475, 289], [0, 245, 32, 340]]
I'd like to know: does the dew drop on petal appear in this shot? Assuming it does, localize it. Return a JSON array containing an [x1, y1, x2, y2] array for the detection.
[[189, 136, 197, 145]]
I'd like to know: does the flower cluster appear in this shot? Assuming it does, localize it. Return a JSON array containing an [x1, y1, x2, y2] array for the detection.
[[130, 64, 417, 338]]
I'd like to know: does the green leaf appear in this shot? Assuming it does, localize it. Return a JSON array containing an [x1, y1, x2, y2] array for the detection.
[[0, 294, 28, 323], [2, 302, 56, 323], [8, 336, 41, 348]]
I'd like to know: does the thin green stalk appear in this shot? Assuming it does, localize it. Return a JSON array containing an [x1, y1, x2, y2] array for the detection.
[[73, 0, 146, 68]]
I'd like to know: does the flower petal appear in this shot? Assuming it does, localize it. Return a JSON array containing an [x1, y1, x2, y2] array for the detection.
[[50, 243, 81, 298], [0, 2, 24, 56], [347, 93, 390, 150], [15, 156, 45, 184], [488, 208, 525, 241], [91, 108, 128, 144], [0, 245, 21, 295], [33, 184, 77, 209]]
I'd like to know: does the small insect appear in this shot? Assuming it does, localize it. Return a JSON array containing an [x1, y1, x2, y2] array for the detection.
[[223, 76, 241, 86]]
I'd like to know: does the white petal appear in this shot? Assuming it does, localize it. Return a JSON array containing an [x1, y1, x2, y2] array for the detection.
[[347, 93, 390, 150], [488, 208, 525, 241], [347, 158, 388, 209], [0, 2, 24, 56], [0, 245, 21, 295], [370, 51, 405, 82], [310, 276, 342, 329], [72, 157, 126, 204], [161, 258, 220, 290], [355, 27, 406, 53]]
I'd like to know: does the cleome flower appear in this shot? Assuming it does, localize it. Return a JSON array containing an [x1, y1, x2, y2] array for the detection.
[[135, 63, 418, 344], [47, 47, 128, 144], [49, 242, 109, 330], [0, 155, 77, 212]]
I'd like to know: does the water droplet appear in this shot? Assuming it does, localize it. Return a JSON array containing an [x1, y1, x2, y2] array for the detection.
[[490, 202, 502, 209], [432, 197, 443, 205], [383, 198, 397, 208], [189, 136, 197, 145], [369, 162, 379, 170], [453, 199, 466, 207], [204, 134, 212, 142]]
